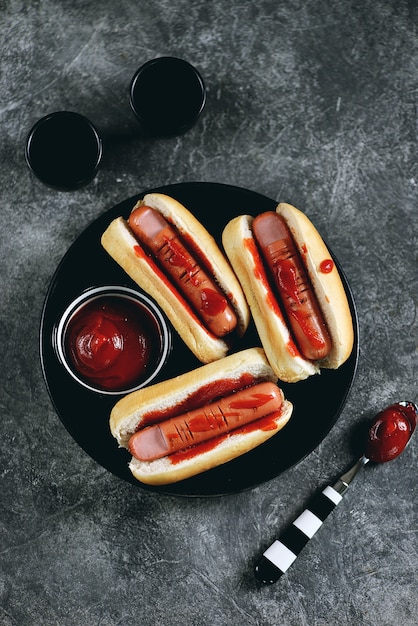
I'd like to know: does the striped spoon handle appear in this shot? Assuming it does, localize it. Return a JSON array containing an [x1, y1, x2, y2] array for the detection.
[[254, 456, 369, 584]]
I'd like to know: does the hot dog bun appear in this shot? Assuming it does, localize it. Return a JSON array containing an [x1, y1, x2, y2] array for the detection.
[[222, 204, 354, 383], [276, 204, 353, 368], [110, 347, 293, 485], [101, 193, 250, 364]]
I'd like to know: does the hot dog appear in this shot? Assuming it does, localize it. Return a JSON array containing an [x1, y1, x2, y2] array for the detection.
[[128, 205, 237, 337], [252, 212, 332, 362], [109, 348, 293, 485], [101, 193, 250, 364], [129, 382, 283, 461], [222, 204, 354, 383]]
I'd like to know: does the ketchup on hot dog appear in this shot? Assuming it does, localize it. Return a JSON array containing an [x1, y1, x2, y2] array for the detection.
[[128, 206, 237, 338], [252, 211, 332, 361], [65, 296, 160, 392], [128, 381, 283, 461]]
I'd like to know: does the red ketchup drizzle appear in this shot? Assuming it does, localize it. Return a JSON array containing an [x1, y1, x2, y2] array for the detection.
[[175, 391, 275, 439], [244, 237, 301, 357], [138, 373, 256, 428], [166, 228, 228, 315], [134, 243, 193, 305], [244, 237, 284, 319], [129, 384, 282, 462], [161, 230, 229, 317], [65, 296, 160, 391], [133, 228, 228, 330], [247, 233, 328, 354], [134, 243, 205, 325], [165, 235, 196, 281], [229, 392, 274, 409], [200, 288, 228, 315], [133, 244, 147, 259], [180, 229, 216, 276], [365, 402, 417, 463], [169, 411, 283, 464], [249, 213, 332, 360], [272, 250, 329, 353], [319, 259, 334, 274], [276, 258, 300, 302]]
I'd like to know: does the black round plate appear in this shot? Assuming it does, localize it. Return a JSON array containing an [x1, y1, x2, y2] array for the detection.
[[40, 182, 359, 496]]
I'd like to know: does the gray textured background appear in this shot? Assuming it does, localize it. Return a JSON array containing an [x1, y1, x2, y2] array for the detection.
[[1, 1, 417, 625]]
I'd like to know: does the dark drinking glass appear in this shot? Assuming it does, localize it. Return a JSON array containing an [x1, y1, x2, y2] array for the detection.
[[129, 57, 206, 137], [25, 111, 103, 191]]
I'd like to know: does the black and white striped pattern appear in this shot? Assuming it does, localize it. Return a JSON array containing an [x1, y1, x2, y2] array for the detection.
[[254, 486, 342, 584]]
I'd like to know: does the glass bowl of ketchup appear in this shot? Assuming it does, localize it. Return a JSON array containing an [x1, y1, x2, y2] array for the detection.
[[54, 286, 172, 395]]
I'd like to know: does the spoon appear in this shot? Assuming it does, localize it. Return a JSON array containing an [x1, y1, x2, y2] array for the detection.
[[254, 400, 417, 585]]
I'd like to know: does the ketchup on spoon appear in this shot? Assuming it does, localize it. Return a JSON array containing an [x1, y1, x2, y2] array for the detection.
[[365, 401, 417, 463], [254, 400, 417, 584]]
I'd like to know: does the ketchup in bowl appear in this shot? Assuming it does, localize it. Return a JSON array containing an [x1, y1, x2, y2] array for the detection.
[[56, 287, 171, 394], [365, 402, 417, 463]]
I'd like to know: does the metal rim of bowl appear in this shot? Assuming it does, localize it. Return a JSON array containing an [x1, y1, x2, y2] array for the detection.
[[54, 285, 172, 395]]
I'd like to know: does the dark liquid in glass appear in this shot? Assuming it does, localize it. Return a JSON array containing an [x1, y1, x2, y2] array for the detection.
[[130, 58, 205, 137], [26, 112, 102, 190]]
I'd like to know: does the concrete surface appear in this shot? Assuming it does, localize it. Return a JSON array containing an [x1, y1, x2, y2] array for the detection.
[[1, 1, 416, 624]]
